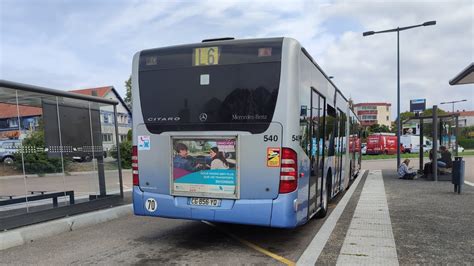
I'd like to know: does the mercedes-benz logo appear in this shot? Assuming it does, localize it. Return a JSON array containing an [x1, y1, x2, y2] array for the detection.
[[199, 113, 208, 122]]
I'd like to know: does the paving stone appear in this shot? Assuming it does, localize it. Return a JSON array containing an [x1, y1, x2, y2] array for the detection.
[[336, 170, 399, 266]]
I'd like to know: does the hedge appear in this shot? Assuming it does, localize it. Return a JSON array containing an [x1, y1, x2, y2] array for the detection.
[[458, 138, 474, 149]]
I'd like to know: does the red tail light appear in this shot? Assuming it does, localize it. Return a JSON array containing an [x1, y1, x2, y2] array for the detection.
[[279, 148, 298, 193], [132, 145, 139, 186]]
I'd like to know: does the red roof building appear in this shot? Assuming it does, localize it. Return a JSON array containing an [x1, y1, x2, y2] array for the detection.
[[447, 110, 474, 127], [0, 103, 43, 119]]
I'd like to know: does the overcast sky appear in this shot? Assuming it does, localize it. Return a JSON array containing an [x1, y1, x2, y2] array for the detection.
[[1, 0, 473, 117]]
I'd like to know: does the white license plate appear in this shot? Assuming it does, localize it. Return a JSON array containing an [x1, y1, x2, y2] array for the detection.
[[189, 198, 221, 207]]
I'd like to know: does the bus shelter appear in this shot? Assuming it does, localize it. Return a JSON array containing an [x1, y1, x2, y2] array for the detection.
[[0, 80, 124, 230], [405, 109, 460, 181], [449, 63, 474, 85]]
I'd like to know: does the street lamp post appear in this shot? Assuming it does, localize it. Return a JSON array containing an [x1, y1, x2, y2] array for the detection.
[[363, 20, 436, 168], [440, 99, 467, 113]]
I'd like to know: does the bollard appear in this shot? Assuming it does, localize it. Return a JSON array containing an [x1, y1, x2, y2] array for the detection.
[[451, 156, 465, 194]]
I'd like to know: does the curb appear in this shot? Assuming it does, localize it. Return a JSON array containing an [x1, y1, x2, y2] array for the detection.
[[0, 204, 132, 251]]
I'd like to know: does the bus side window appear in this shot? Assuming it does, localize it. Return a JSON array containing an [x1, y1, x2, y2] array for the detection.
[[299, 86, 311, 156], [300, 105, 310, 155], [326, 104, 336, 157]]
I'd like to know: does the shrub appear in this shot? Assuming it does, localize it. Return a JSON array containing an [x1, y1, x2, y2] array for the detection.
[[14, 131, 64, 175], [458, 138, 474, 149], [110, 140, 132, 169]]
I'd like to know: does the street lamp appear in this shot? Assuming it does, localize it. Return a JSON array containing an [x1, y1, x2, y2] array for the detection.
[[440, 99, 467, 113], [363, 20, 436, 168]]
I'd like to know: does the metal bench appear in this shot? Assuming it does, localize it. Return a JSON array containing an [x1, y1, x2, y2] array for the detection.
[[0, 190, 75, 207]]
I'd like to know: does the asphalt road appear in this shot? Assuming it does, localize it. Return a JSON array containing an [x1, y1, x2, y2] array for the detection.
[[2, 162, 471, 265], [0, 172, 367, 265], [0, 196, 345, 265]]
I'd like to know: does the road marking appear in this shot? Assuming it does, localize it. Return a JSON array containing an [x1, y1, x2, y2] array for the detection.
[[336, 170, 398, 265], [296, 170, 367, 266], [464, 181, 474, 187], [202, 221, 295, 266]]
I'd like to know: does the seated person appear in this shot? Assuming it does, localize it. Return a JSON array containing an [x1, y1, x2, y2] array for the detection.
[[398, 159, 417, 179], [438, 146, 452, 168]]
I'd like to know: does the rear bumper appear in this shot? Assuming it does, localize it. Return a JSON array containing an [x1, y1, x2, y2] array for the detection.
[[133, 186, 298, 228]]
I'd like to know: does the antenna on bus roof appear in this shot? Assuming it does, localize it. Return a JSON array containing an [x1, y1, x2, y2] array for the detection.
[[202, 37, 235, 42]]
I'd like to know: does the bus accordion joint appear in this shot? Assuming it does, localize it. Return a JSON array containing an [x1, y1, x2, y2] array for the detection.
[[132, 145, 139, 186], [279, 148, 298, 193]]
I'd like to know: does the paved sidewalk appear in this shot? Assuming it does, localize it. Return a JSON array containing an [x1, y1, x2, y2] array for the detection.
[[336, 170, 398, 265], [383, 170, 474, 264], [318, 169, 473, 265]]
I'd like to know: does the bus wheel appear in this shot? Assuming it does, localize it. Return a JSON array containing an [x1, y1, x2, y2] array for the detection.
[[316, 174, 331, 218]]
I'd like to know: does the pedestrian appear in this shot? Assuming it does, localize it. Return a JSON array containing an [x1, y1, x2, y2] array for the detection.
[[398, 159, 417, 179]]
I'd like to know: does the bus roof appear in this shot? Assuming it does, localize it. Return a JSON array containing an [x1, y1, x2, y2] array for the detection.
[[140, 37, 284, 54]]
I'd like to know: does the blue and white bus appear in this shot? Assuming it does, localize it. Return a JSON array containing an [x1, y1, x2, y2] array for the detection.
[[132, 37, 361, 228]]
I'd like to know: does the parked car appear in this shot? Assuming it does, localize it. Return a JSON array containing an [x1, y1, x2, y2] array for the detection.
[[72, 151, 107, 162], [0, 139, 21, 165]]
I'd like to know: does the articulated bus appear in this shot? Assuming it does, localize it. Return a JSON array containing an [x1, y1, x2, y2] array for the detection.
[[132, 37, 361, 228]]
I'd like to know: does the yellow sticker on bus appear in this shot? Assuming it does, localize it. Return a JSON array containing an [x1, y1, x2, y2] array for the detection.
[[267, 147, 281, 167], [194, 47, 219, 66]]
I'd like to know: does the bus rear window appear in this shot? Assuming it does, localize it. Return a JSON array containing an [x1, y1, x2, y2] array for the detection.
[[139, 62, 281, 134]]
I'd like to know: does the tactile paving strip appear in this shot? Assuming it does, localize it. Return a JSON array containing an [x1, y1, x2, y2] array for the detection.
[[336, 170, 399, 266]]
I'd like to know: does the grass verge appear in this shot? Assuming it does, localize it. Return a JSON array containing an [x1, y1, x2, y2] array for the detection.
[[363, 151, 474, 160]]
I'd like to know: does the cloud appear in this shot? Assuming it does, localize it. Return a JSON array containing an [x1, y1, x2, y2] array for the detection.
[[317, 0, 474, 115], [0, 0, 472, 116]]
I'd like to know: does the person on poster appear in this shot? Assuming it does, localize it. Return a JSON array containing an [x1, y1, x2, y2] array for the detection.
[[173, 143, 200, 172], [207, 147, 229, 170]]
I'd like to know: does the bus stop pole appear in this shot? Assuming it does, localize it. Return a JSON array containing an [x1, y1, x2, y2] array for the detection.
[[455, 115, 459, 156], [419, 118, 424, 171], [432, 105, 438, 182], [113, 105, 124, 198]]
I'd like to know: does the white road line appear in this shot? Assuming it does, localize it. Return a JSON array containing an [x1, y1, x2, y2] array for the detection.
[[464, 181, 474, 187], [296, 170, 366, 266], [336, 170, 398, 266]]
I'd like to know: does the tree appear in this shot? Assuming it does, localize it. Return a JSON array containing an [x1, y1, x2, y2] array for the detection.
[[124, 76, 132, 110], [110, 131, 132, 169], [368, 124, 390, 133], [422, 107, 447, 117], [399, 111, 413, 123]]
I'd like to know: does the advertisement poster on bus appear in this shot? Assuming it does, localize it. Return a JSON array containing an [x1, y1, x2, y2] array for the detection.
[[171, 138, 237, 198]]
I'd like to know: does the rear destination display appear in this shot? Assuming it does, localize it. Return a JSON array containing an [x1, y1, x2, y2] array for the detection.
[[171, 137, 238, 199]]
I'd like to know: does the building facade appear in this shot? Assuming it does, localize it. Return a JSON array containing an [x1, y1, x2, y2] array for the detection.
[[0, 104, 42, 140], [70, 86, 132, 151], [353, 102, 392, 128], [449, 111, 474, 127]]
